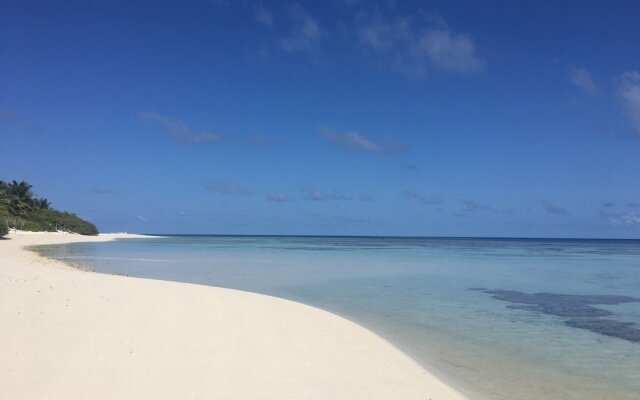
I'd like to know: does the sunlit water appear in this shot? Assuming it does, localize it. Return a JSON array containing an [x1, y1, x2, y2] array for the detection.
[[32, 236, 640, 400]]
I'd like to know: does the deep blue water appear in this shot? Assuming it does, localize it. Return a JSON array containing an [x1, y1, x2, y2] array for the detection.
[[33, 236, 640, 400]]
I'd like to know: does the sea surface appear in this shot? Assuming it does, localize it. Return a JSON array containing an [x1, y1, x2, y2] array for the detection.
[[32, 236, 640, 400]]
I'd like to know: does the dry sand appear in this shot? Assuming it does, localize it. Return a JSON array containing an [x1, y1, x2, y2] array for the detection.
[[0, 231, 468, 400]]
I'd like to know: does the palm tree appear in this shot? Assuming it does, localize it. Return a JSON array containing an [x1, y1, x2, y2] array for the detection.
[[7, 180, 34, 229], [0, 181, 10, 235], [33, 198, 51, 211], [0, 181, 9, 212], [0, 181, 10, 217]]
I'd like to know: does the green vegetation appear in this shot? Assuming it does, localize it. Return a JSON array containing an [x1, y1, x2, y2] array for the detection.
[[0, 180, 98, 237], [0, 220, 7, 237]]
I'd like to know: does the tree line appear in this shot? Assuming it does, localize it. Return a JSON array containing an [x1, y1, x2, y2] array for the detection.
[[0, 180, 98, 236]]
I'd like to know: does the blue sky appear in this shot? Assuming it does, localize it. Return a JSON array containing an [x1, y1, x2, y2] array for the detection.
[[1, 0, 639, 237]]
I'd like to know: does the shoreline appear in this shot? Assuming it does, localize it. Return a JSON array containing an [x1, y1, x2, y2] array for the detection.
[[0, 231, 468, 400]]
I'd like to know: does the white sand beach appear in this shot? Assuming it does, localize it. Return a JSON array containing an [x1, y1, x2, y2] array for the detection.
[[0, 231, 467, 400]]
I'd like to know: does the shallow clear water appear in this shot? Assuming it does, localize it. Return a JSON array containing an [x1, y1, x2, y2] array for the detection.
[[33, 236, 640, 400]]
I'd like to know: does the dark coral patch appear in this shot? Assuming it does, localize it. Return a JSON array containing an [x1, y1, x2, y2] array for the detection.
[[486, 290, 638, 317], [566, 319, 640, 343], [479, 289, 640, 343]]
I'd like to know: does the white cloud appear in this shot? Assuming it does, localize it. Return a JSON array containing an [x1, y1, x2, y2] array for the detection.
[[570, 67, 596, 95], [139, 111, 223, 144], [543, 200, 569, 215], [254, 4, 273, 28], [136, 215, 149, 223], [305, 190, 348, 201], [618, 71, 640, 136], [267, 192, 291, 202], [357, 13, 484, 77], [321, 128, 406, 154], [609, 211, 640, 225], [415, 29, 484, 74], [404, 190, 442, 205], [280, 3, 322, 53], [307, 190, 326, 201], [356, 15, 406, 53]]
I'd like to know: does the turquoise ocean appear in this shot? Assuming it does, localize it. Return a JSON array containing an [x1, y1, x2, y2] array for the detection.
[[32, 236, 640, 400]]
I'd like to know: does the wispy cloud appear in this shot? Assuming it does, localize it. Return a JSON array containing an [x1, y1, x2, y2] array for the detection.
[[254, 4, 274, 28], [305, 189, 348, 201], [244, 133, 282, 147], [280, 3, 322, 53], [139, 111, 223, 144], [570, 67, 596, 95], [307, 190, 326, 201], [608, 211, 640, 226], [136, 215, 149, 223], [457, 200, 515, 215], [404, 190, 442, 205], [266, 192, 291, 202], [461, 200, 491, 212], [401, 162, 419, 170], [0, 106, 41, 134], [416, 28, 485, 74], [358, 193, 373, 202], [543, 200, 569, 215], [249, 6, 481, 77], [321, 128, 406, 154], [356, 14, 399, 53], [453, 199, 516, 217], [618, 71, 640, 136], [206, 181, 251, 195], [357, 12, 484, 77]]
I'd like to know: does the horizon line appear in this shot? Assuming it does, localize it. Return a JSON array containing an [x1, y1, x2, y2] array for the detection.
[[134, 233, 640, 241]]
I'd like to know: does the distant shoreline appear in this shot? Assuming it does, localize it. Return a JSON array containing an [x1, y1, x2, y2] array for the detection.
[[138, 232, 640, 241]]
